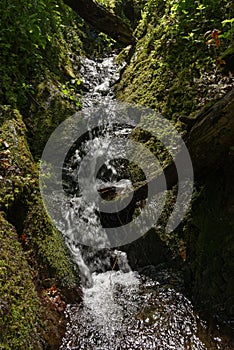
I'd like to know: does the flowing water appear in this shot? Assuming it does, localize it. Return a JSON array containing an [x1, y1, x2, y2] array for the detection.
[[56, 55, 231, 349]]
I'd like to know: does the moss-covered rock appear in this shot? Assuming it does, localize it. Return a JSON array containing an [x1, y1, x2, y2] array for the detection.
[[23, 73, 83, 158], [0, 105, 79, 285], [23, 196, 78, 289], [0, 214, 44, 350], [0, 106, 80, 347], [0, 107, 36, 217], [117, 0, 234, 120]]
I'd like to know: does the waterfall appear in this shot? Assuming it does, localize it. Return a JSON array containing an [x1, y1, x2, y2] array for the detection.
[[41, 54, 227, 350]]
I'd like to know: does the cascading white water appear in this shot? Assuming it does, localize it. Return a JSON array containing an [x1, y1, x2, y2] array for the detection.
[[58, 55, 227, 350], [58, 55, 139, 279]]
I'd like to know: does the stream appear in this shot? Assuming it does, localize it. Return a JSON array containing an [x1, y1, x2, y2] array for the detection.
[[42, 55, 230, 349]]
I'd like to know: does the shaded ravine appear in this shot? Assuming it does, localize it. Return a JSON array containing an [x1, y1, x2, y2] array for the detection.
[[56, 55, 230, 349]]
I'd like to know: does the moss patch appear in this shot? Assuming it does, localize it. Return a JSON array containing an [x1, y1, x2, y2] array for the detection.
[[0, 106, 79, 346], [0, 214, 44, 350], [23, 196, 78, 289], [0, 107, 37, 216], [117, 0, 234, 121]]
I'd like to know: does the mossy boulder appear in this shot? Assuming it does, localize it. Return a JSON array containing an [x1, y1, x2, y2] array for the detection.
[[22, 71, 83, 158], [117, 0, 234, 120], [0, 106, 81, 347], [23, 196, 78, 290], [0, 214, 44, 350]]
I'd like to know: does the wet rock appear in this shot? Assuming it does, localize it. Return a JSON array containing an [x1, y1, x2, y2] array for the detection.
[[60, 285, 83, 304], [121, 228, 172, 269]]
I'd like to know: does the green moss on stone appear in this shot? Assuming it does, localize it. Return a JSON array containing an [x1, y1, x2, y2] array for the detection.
[[0, 106, 79, 346], [0, 214, 44, 350], [23, 196, 78, 289], [0, 106, 78, 289], [117, 0, 234, 120], [0, 107, 37, 214]]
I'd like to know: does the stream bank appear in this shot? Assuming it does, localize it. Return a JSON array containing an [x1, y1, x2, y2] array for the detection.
[[113, 0, 234, 334], [0, 2, 91, 347]]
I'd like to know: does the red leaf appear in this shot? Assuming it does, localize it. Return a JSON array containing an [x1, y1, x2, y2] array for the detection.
[[211, 29, 221, 39], [21, 234, 27, 243]]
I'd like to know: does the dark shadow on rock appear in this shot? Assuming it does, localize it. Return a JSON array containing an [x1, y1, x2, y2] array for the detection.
[[121, 228, 172, 270]]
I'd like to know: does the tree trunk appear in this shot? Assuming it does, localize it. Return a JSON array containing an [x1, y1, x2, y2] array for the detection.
[[63, 0, 135, 44]]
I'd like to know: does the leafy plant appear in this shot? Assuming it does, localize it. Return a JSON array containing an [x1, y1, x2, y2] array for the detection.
[[61, 78, 82, 107], [204, 29, 222, 47], [221, 18, 234, 44]]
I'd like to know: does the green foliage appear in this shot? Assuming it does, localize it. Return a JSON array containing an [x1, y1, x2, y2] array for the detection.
[[221, 18, 234, 44], [98, 32, 117, 50], [61, 78, 83, 107], [0, 0, 83, 110], [0, 0, 85, 157], [117, 0, 234, 120], [0, 0, 72, 66]]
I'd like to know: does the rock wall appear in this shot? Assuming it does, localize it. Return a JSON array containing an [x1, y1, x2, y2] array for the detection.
[[0, 107, 81, 348], [187, 154, 234, 330]]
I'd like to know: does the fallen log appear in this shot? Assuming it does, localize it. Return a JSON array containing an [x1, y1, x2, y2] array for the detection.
[[133, 88, 234, 199], [185, 88, 234, 178], [63, 0, 136, 44]]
